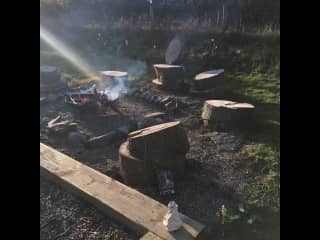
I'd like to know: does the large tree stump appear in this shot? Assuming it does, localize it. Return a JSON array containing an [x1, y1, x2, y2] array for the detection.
[[193, 69, 224, 90], [119, 141, 151, 186], [128, 121, 189, 160], [119, 122, 190, 185], [202, 100, 255, 129], [152, 64, 184, 90]]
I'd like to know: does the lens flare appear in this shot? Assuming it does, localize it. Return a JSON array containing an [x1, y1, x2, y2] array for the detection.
[[40, 25, 97, 78]]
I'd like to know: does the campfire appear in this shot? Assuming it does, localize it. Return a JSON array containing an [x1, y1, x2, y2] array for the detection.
[[64, 71, 131, 114], [65, 85, 122, 115]]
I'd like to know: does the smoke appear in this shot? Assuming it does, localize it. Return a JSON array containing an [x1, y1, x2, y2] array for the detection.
[[103, 76, 128, 101], [96, 59, 147, 101]]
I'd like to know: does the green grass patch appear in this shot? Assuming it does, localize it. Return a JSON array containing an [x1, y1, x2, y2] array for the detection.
[[241, 144, 280, 211]]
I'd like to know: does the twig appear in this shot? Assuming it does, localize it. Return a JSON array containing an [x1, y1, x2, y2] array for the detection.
[[53, 223, 75, 240]]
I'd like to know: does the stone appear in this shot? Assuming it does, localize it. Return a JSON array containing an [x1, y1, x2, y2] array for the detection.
[[68, 132, 87, 148], [160, 96, 172, 105], [165, 100, 178, 112]]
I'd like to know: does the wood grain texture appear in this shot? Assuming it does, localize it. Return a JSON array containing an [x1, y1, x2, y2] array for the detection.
[[40, 143, 204, 240]]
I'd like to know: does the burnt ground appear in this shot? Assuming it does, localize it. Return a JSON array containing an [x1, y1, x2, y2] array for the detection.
[[40, 83, 258, 240]]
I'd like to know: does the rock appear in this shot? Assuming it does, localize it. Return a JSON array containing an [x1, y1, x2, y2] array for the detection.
[[154, 118, 164, 123], [146, 94, 153, 103], [160, 96, 172, 105], [165, 100, 178, 112], [68, 132, 87, 148], [150, 95, 157, 103], [67, 123, 78, 132], [154, 96, 162, 104]]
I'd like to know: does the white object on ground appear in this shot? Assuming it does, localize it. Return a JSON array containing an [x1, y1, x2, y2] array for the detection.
[[162, 201, 183, 232]]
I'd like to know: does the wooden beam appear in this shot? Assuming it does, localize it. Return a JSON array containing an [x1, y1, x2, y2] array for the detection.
[[40, 143, 205, 240], [140, 232, 164, 240]]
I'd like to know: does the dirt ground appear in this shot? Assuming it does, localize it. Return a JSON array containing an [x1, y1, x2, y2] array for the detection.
[[40, 83, 257, 239]]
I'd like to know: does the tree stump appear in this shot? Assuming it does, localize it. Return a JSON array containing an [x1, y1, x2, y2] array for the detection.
[[119, 121, 190, 185], [152, 64, 184, 90], [128, 121, 189, 159], [119, 141, 151, 186], [202, 100, 255, 129], [100, 70, 129, 89], [193, 69, 224, 90]]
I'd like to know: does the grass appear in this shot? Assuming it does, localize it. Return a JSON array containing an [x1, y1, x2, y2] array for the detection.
[[241, 144, 280, 211]]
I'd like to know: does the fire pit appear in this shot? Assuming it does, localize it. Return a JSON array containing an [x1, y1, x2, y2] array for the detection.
[[64, 84, 122, 114], [64, 70, 132, 114]]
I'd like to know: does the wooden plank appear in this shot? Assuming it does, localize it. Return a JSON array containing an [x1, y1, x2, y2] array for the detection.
[[40, 143, 205, 240], [140, 232, 164, 240]]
